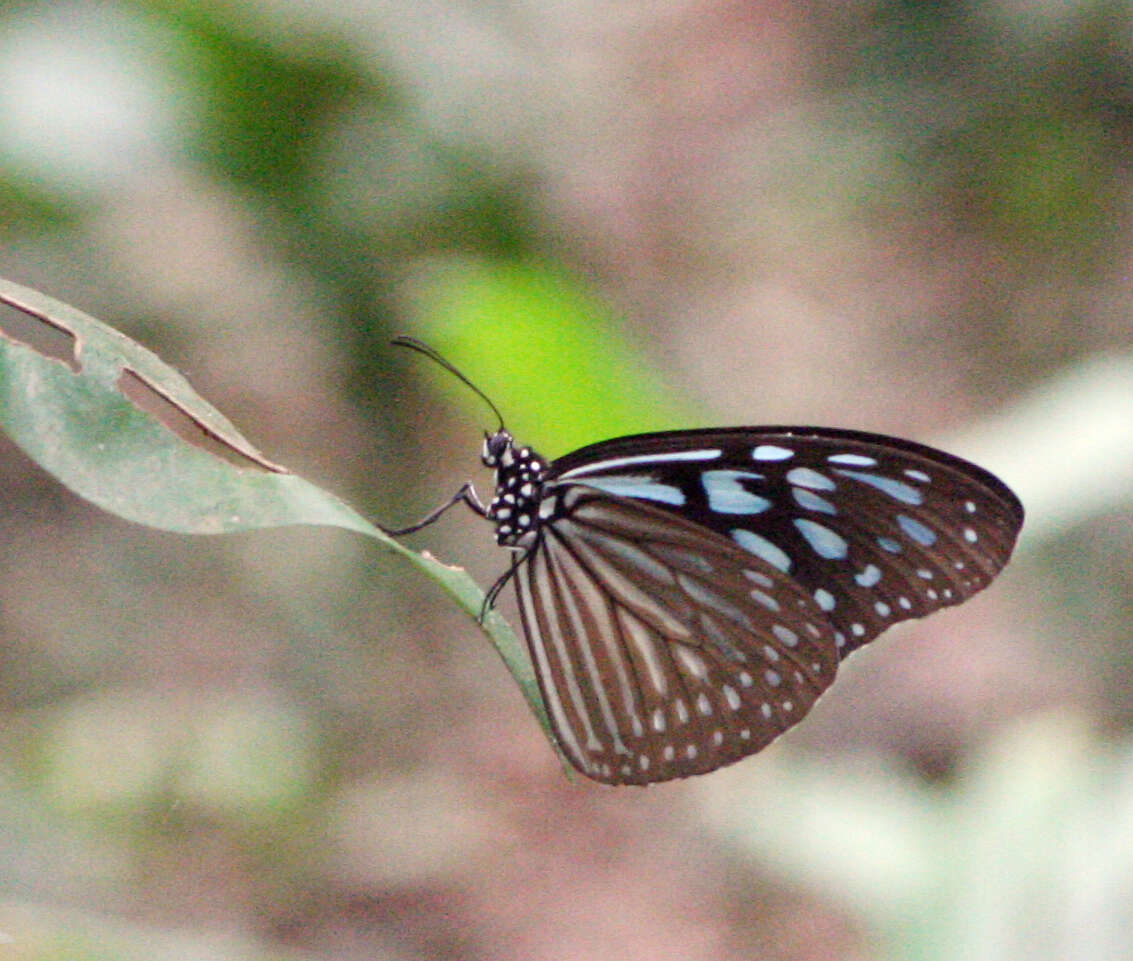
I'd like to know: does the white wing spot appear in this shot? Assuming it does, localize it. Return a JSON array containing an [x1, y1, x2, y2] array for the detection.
[[713, 730, 724, 746], [851, 623, 866, 637], [965, 500, 977, 513], [732, 530, 792, 572], [739, 671, 754, 687], [696, 693, 713, 716], [898, 514, 937, 546], [793, 487, 838, 515], [723, 685, 741, 710], [743, 570, 774, 589], [557, 448, 721, 478], [579, 474, 687, 506], [835, 631, 846, 648], [652, 708, 666, 732], [834, 469, 924, 505], [964, 527, 978, 543], [760, 703, 772, 719], [639, 755, 650, 771], [786, 467, 836, 491], [855, 564, 882, 587], [905, 469, 931, 482], [917, 568, 934, 579], [814, 588, 836, 611], [783, 700, 794, 712], [741, 728, 752, 739], [763, 644, 781, 663], [828, 453, 877, 466], [663, 745, 675, 761], [686, 744, 698, 760], [898, 596, 912, 609], [675, 646, 710, 681], [765, 669, 782, 687], [752, 445, 794, 461], [794, 519, 849, 560], [875, 601, 891, 617], [675, 698, 690, 724], [702, 470, 772, 514], [772, 624, 799, 647], [749, 589, 781, 612]]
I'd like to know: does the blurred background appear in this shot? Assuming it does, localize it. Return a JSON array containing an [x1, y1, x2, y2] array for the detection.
[[1, 0, 1131, 958]]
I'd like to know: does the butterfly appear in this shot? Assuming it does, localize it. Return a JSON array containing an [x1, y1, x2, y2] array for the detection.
[[386, 338, 1024, 785]]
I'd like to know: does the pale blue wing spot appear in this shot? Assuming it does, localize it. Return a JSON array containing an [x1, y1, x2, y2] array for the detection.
[[743, 569, 774, 589], [905, 469, 931, 483], [875, 601, 891, 617], [578, 474, 687, 506], [785, 467, 836, 491], [557, 448, 722, 479], [855, 564, 881, 587], [878, 536, 903, 553], [897, 514, 937, 546], [749, 589, 780, 612], [701, 470, 772, 514], [833, 469, 924, 505], [792, 487, 837, 515], [731, 529, 792, 573], [752, 445, 794, 461], [771, 624, 799, 647], [814, 588, 836, 611], [828, 453, 877, 466], [794, 519, 849, 560]]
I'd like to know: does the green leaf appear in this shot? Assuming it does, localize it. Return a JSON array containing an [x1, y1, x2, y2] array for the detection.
[[0, 277, 555, 755]]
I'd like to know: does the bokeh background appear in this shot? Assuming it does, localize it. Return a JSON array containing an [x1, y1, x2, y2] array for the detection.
[[1, 1, 1132, 959]]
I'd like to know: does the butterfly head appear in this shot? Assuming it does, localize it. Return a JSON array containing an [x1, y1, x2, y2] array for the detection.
[[482, 429, 548, 548]]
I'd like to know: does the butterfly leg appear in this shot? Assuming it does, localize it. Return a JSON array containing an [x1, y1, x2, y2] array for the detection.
[[379, 482, 488, 536], [480, 554, 524, 621]]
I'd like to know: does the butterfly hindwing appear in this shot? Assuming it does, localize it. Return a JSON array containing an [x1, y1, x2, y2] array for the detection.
[[516, 486, 840, 785]]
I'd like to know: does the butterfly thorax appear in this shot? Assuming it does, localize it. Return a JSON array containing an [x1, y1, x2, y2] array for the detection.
[[481, 429, 549, 548]]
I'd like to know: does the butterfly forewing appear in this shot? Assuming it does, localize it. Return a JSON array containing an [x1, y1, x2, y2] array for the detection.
[[516, 486, 840, 785], [552, 427, 1023, 657]]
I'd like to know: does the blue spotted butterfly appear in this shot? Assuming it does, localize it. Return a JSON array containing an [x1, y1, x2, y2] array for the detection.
[[387, 338, 1024, 785]]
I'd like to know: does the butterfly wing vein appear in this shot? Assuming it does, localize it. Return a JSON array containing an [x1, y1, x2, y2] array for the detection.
[[516, 488, 840, 785]]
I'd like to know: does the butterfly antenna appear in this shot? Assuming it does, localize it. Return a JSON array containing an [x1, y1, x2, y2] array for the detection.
[[391, 335, 506, 431]]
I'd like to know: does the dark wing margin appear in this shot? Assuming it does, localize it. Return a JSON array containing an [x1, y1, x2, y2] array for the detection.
[[515, 486, 841, 786]]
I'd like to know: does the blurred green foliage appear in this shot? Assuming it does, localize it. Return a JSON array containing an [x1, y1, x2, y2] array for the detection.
[[408, 258, 691, 454]]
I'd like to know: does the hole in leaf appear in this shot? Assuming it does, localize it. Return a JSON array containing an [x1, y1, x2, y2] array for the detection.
[[0, 301, 79, 372], [117, 368, 276, 471]]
